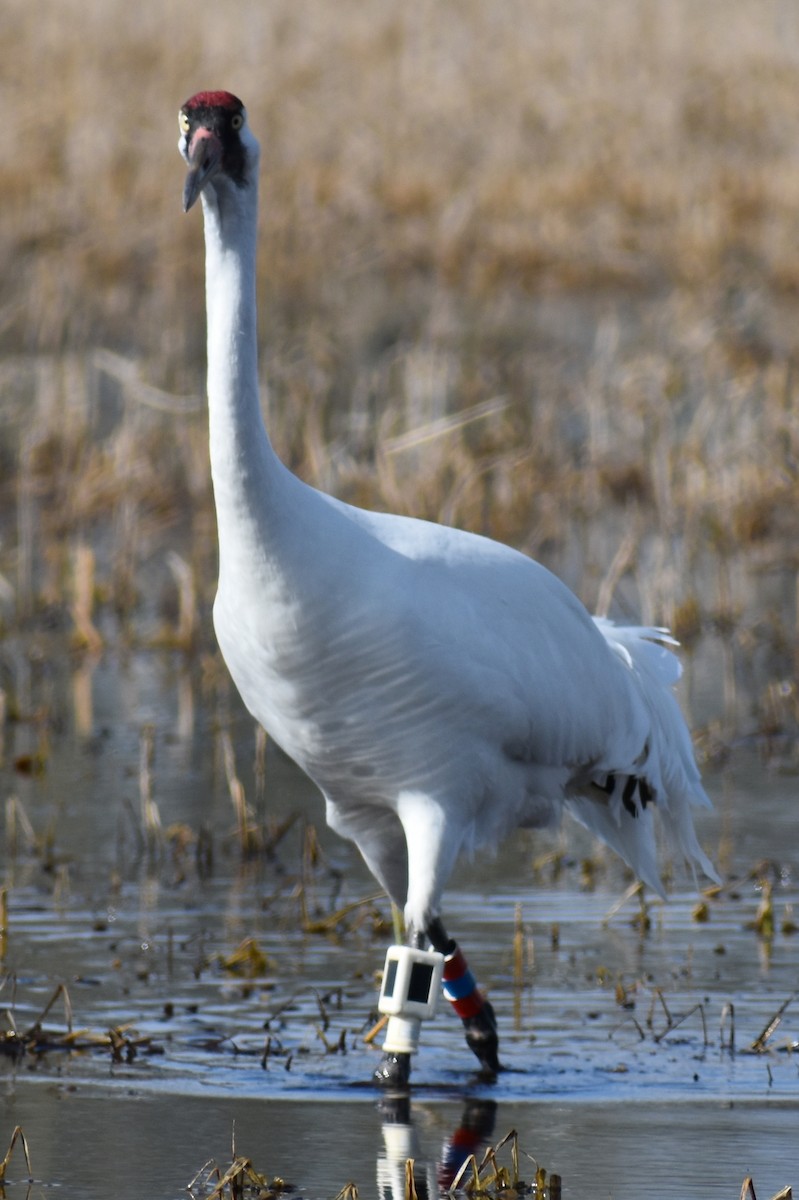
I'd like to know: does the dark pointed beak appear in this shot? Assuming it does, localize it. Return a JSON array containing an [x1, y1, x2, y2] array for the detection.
[[183, 128, 223, 212]]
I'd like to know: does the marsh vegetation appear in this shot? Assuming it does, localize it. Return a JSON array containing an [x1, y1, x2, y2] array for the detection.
[[3, 0, 799, 750]]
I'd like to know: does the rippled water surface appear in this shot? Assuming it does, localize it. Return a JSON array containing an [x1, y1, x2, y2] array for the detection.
[[1, 651, 797, 1198]]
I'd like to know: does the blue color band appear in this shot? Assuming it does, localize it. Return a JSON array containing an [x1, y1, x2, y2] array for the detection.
[[443, 968, 477, 1001]]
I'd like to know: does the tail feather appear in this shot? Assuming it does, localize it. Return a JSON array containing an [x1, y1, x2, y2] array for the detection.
[[567, 620, 719, 893]]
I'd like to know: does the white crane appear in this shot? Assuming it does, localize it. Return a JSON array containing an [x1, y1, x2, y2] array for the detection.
[[178, 91, 718, 1087]]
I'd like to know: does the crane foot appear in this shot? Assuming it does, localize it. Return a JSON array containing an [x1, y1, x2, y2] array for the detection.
[[463, 1000, 501, 1074], [373, 1050, 412, 1091]]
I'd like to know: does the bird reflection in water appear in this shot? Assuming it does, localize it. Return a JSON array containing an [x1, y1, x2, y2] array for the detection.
[[377, 1096, 499, 1198]]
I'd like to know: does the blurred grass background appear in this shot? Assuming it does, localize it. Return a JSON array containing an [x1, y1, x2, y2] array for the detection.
[[2, 0, 799, 753]]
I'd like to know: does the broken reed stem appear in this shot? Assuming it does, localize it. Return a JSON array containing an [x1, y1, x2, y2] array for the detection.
[[332, 1185, 359, 1200], [186, 1160, 219, 1194], [740, 1178, 757, 1200], [652, 1000, 708, 1045], [0, 1126, 33, 1186], [449, 1153, 480, 1195], [302, 891, 385, 935], [492, 1130, 521, 1186], [737, 1179, 790, 1200], [749, 993, 797, 1053], [363, 1013, 388, 1045], [38, 981, 74, 1033], [609, 1010, 647, 1042], [602, 880, 647, 926], [404, 1158, 418, 1200]]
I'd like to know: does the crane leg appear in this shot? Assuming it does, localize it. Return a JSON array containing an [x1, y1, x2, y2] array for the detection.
[[426, 917, 501, 1074], [373, 918, 500, 1089], [372, 932, 440, 1091]]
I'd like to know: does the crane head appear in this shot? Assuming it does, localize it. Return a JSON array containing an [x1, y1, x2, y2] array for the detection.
[[179, 91, 249, 212]]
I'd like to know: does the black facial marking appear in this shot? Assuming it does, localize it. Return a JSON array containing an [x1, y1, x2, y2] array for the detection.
[[182, 98, 248, 188]]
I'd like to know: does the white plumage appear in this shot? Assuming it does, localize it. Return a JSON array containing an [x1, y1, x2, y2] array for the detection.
[[179, 91, 717, 998]]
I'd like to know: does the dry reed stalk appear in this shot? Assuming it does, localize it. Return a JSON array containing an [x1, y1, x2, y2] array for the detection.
[[4, 796, 37, 857], [188, 1154, 273, 1200], [70, 541, 102, 651], [93, 349, 203, 417], [652, 998, 708, 1046], [220, 729, 262, 856], [602, 881, 654, 928], [216, 936, 273, 978], [748, 993, 797, 1054], [175, 668, 195, 740], [4, 0, 799, 754], [448, 1128, 562, 1199], [52, 863, 71, 912], [404, 1158, 418, 1200], [138, 724, 163, 850], [71, 658, 95, 736], [381, 396, 510, 458], [254, 722, 268, 807], [720, 1000, 735, 1052], [332, 1185, 359, 1200], [594, 525, 641, 618], [0, 887, 7, 962], [166, 550, 197, 649], [301, 891, 385, 936], [448, 1153, 480, 1195], [15, 432, 36, 620], [362, 1013, 388, 1045], [751, 879, 776, 939], [741, 1180, 794, 1200], [0, 1127, 32, 1187], [31, 982, 74, 1035], [512, 901, 525, 1030], [111, 492, 140, 620]]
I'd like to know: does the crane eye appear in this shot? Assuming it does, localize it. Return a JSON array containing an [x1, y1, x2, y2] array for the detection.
[[179, 111, 190, 135], [231, 112, 243, 130]]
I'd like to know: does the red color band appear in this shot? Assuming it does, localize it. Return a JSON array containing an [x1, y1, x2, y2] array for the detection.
[[448, 991, 485, 1019], [443, 947, 468, 981]]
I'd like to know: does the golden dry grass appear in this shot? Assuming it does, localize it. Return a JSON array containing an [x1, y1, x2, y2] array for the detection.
[[3, 0, 799, 747]]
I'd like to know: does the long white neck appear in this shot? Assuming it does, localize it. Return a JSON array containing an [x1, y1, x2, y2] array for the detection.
[[199, 141, 292, 582]]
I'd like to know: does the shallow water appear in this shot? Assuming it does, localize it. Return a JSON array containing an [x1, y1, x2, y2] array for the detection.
[[1, 649, 798, 1197]]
